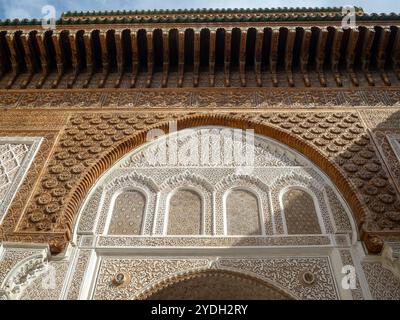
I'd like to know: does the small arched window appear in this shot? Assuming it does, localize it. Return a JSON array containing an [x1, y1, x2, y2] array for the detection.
[[226, 189, 262, 235], [108, 190, 146, 235], [282, 189, 321, 234], [167, 189, 202, 235]]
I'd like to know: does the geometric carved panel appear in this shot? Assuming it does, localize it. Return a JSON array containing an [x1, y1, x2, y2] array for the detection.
[[226, 189, 261, 235], [108, 191, 146, 235], [283, 189, 322, 234], [167, 189, 202, 235], [0, 137, 42, 223]]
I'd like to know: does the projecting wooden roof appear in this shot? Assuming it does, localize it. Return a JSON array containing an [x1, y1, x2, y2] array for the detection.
[[0, 7, 400, 89]]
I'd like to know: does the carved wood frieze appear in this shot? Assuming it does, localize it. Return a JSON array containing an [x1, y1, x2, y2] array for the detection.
[[1, 89, 400, 109]]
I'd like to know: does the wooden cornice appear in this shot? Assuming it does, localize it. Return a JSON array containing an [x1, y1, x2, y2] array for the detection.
[[1, 25, 400, 90]]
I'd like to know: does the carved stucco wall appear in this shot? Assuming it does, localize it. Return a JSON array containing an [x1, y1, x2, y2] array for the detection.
[[73, 127, 354, 239], [362, 262, 400, 300], [0, 104, 400, 299]]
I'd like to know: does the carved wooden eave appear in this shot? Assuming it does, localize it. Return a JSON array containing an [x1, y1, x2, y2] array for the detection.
[[1, 20, 400, 90]]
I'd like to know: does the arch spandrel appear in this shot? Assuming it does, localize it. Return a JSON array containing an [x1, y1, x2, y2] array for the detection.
[[6, 112, 399, 254]]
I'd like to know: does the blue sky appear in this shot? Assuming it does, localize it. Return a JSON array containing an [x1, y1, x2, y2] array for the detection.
[[0, 0, 399, 19]]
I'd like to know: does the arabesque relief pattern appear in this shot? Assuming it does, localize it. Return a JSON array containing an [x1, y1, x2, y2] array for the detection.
[[92, 256, 337, 300]]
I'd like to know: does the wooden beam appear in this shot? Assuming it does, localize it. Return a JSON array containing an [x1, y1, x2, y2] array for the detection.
[[161, 30, 169, 88], [269, 27, 279, 87], [376, 27, 391, 86], [145, 30, 153, 88], [51, 31, 64, 88], [98, 30, 109, 88], [114, 29, 124, 88], [315, 27, 328, 87], [5, 32, 19, 89], [177, 30, 185, 87], [254, 28, 263, 87], [193, 30, 200, 87], [345, 28, 360, 86], [331, 27, 344, 87], [35, 32, 49, 89], [239, 29, 247, 87], [130, 30, 138, 88], [20, 32, 34, 89], [82, 30, 94, 88], [285, 27, 296, 87], [67, 31, 80, 88], [209, 29, 216, 87], [299, 27, 312, 87], [146, 31, 154, 88], [360, 27, 376, 86], [391, 26, 400, 80], [224, 29, 231, 87]]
